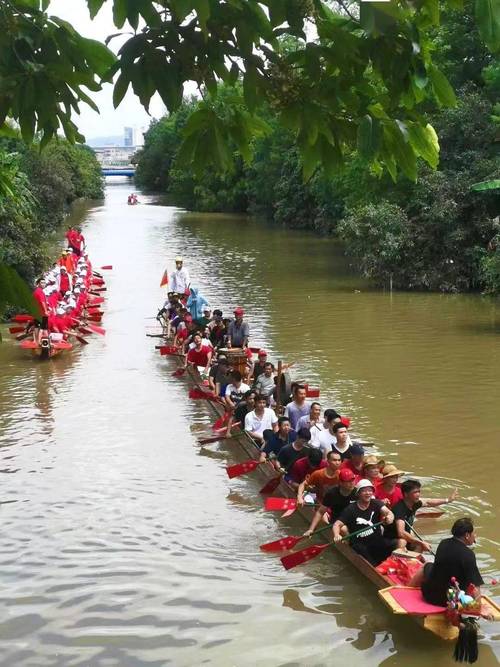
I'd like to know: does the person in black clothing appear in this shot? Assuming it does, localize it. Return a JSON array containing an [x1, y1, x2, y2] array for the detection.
[[333, 479, 395, 566], [303, 468, 357, 537], [409, 518, 485, 607], [384, 479, 459, 552], [277, 427, 311, 472], [259, 416, 297, 466]]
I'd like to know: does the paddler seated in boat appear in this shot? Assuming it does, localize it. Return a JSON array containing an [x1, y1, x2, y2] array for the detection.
[[208, 354, 231, 396], [277, 427, 312, 474], [332, 479, 396, 566], [319, 421, 352, 461], [227, 306, 249, 350], [287, 448, 326, 490], [170, 256, 190, 296], [303, 468, 357, 534], [362, 454, 384, 486], [226, 389, 257, 434], [340, 443, 365, 481], [374, 464, 404, 507], [244, 393, 278, 445], [184, 332, 213, 377], [384, 479, 459, 552], [297, 450, 342, 506], [253, 362, 275, 404], [259, 416, 297, 466], [208, 309, 226, 348], [409, 518, 485, 609], [296, 402, 324, 448], [224, 370, 251, 410], [284, 384, 311, 430]]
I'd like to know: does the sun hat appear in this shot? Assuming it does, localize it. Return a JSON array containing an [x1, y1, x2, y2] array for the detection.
[[175, 256, 183, 262], [381, 464, 405, 478], [363, 454, 380, 468], [356, 478, 375, 493]]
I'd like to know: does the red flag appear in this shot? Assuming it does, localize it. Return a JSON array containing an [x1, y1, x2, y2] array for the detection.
[[259, 475, 282, 495], [280, 543, 330, 570], [160, 269, 169, 287], [226, 459, 260, 479], [265, 497, 297, 511], [260, 535, 303, 553]]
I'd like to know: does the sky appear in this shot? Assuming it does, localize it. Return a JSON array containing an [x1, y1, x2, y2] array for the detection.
[[49, 0, 166, 142]]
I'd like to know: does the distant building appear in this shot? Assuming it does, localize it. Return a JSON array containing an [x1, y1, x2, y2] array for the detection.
[[124, 126, 145, 147], [93, 146, 138, 167]]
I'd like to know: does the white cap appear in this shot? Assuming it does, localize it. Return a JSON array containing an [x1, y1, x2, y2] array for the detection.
[[356, 479, 375, 493]]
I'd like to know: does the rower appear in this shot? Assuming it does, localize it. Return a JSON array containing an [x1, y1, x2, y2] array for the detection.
[[252, 349, 268, 381], [228, 390, 257, 434], [227, 307, 249, 349], [297, 450, 343, 506], [253, 362, 275, 403], [224, 370, 250, 410], [287, 448, 325, 490], [332, 479, 395, 566], [259, 416, 296, 465], [374, 464, 404, 507], [296, 402, 324, 448], [319, 421, 352, 460], [284, 384, 311, 430], [208, 354, 231, 396], [340, 443, 365, 481], [59, 266, 72, 297], [170, 256, 190, 296], [303, 468, 357, 535], [384, 479, 459, 552], [185, 332, 212, 377], [409, 518, 485, 608], [196, 305, 212, 328], [208, 309, 226, 348], [277, 427, 311, 473], [244, 393, 278, 445]]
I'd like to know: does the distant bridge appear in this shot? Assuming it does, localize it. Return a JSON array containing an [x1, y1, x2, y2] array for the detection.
[[101, 166, 136, 177]]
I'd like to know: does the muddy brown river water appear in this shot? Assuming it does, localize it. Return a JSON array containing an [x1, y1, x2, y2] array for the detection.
[[0, 180, 499, 666]]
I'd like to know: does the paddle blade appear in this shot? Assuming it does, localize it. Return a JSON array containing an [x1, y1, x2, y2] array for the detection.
[[226, 459, 260, 479], [88, 314, 103, 322], [212, 412, 231, 431], [159, 345, 179, 356], [53, 340, 72, 350], [75, 335, 89, 345], [265, 497, 297, 511], [280, 543, 330, 570], [172, 368, 186, 378], [160, 269, 169, 287], [89, 297, 104, 306], [11, 314, 34, 323], [188, 388, 218, 401], [9, 326, 25, 334], [259, 475, 282, 495], [100, 265, 113, 270], [88, 324, 105, 336], [260, 535, 302, 553], [198, 435, 223, 445], [20, 340, 38, 349], [281, 508, 297, 518]]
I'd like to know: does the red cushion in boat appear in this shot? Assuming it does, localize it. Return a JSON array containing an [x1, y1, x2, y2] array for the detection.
[[389, 587, 446, 615]]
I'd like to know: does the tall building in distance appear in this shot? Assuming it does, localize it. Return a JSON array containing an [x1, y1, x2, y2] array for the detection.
[[124, 126, 145, 147]]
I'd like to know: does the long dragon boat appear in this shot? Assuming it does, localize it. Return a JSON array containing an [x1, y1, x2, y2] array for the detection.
[[153, 322, 500, 643]]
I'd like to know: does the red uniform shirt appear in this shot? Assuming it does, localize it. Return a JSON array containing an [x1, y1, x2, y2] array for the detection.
[[187, 345, 212, 367], [288, 457, 327, 484], [340, 459, 364, 483], [375, 482, 403, 508], [33, 287, 48, 316]]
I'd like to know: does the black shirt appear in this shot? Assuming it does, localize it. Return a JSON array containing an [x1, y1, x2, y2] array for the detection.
[[422, 537, 484, 606], [384, 500, 423, 540], [262, 430, 297, 458], [234, 402, 250, 426], [278, 443, 308, 471], [322, 487, 356, 522], [338, 499, 385, 543]]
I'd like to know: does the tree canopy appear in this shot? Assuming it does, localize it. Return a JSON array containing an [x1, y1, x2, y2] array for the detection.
[[1, 0, 498, 180]]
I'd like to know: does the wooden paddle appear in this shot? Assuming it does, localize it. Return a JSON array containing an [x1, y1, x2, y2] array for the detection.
[[404, 520, 436, 556], [280, 521, 385, 570], [260, 524, 332, 553], [100, 265, 113, 270], [9, 326, 25, 334]]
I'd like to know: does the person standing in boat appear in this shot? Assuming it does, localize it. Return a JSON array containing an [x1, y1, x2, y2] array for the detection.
[[33, 278, 49, 317], [251, 349, 268, 381], [227, 307, 249, 350], [333, 479, 395, 566], [170, 256, 190, 296], [296, 402, 324, 448], [409, 518, 484, 607], [284, 384, 311, 430]]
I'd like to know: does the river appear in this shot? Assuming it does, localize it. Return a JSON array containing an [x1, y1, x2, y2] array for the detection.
[[0, 180, 499, 666]]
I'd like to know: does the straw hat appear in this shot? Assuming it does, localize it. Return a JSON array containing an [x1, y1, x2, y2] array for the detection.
[[363, 454, 381, 468], [381, 464, 405, 478]]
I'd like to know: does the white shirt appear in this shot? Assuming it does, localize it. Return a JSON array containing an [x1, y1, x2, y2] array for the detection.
[[296, 416, 324, 448], [170, 267, 190, 293], [225, 382, 250, 401], [244, 408, 278, 437]]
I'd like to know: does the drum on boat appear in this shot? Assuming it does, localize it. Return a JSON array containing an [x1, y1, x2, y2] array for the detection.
[[218, 348, 248, 377]]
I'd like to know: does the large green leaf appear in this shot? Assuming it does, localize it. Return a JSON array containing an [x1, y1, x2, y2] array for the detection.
[[407, 122, 439, 169], [476, 0, 500, 53], [471, 179, 500, 191], [428, 65, 457, 107]]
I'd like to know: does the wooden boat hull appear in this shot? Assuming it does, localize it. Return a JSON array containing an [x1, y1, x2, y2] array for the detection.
[[164, 345, 494, 641]]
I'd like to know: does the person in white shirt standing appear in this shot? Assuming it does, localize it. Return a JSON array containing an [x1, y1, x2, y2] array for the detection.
[[296, 402, 324, 448], [244, 394, 278, 445], [170, 256, 190, 295]]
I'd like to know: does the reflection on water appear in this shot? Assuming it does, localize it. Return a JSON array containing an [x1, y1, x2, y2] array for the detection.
[[0, 180, 499, 666]]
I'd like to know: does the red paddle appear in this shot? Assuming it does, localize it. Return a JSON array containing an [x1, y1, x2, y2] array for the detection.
[[86, 323, 105, 335], [265, 497, 299, 511], [89, 297, 104, 306], [100, 265, 113, 270], [259, 475, 282, 495], [9, 326, 25, 334], [212, 412, 231, 431], [260, 524, 332, 553], [226, 459, 261, 479], [280, 521, 385, 570], [172, 368, 186, 378], [159, 345, 179, 355], [11, 314, 34, 323], [188, 387, 222, 402]]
